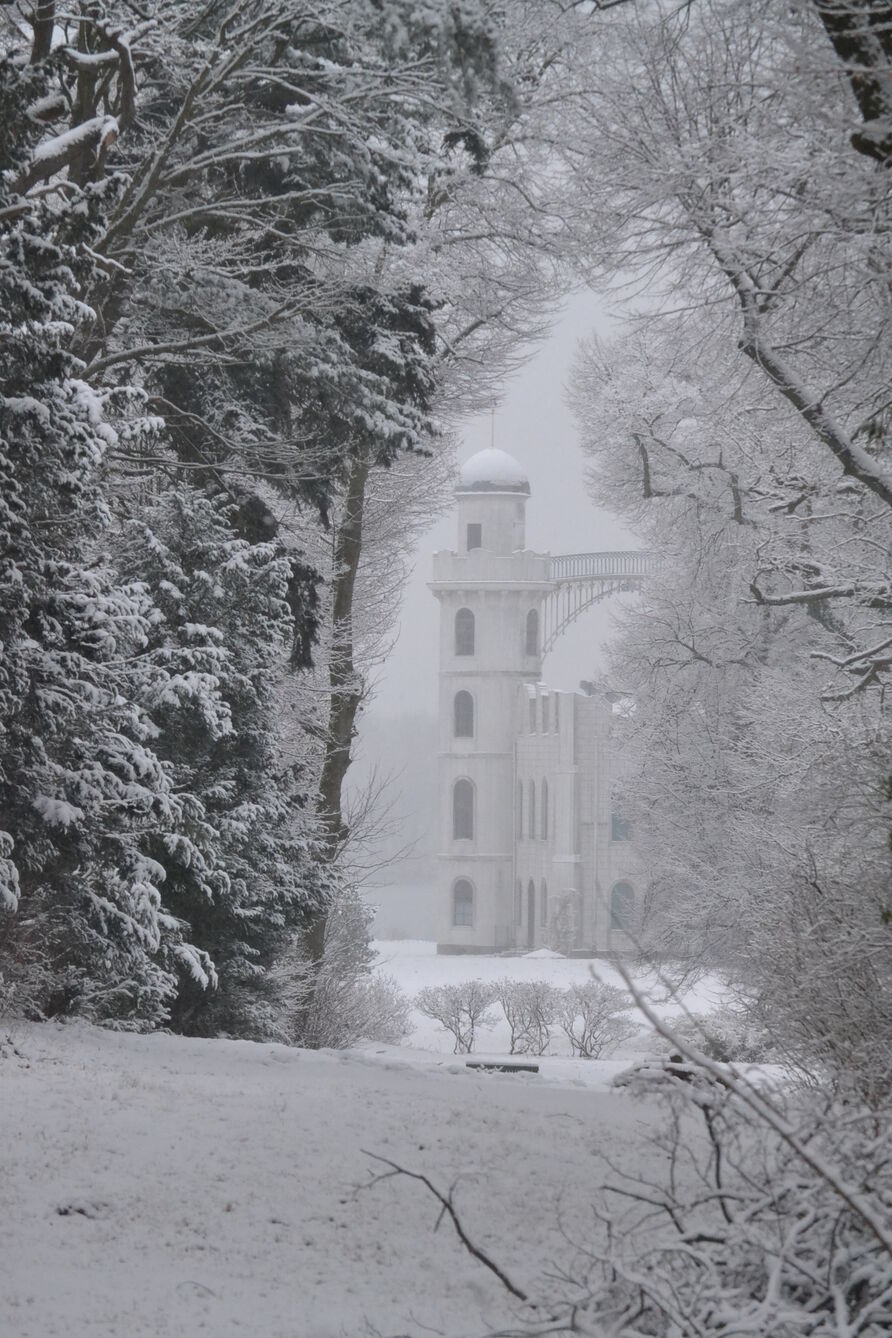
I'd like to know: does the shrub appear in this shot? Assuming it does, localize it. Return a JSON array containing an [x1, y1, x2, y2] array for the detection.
[[668, 1004, 776, 1064], [415, 981, 497, 1054], [279, 886, 412, 1049], [356, 974, 414, 1045], [282, 958, 415, 1050], [557, 980, 637, 1058], [493, 978, 560, 1055], [567, 1069, 891, 1334]]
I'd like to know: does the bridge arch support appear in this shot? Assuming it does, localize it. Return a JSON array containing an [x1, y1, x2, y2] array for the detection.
[[542, 551, 656, 654]]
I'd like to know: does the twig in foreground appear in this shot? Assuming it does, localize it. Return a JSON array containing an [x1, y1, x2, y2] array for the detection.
[[361, 1150, 530, 1303]]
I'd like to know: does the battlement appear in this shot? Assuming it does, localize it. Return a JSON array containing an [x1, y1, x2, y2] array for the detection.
[[430, 548, 550, 589]]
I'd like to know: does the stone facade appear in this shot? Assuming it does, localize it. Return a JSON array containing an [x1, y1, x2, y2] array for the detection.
[[431, 450, 640, 955]]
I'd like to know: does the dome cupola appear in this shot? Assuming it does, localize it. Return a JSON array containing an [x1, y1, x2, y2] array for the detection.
[[454, 448, 529, 554], [456, 449, 530, 496]]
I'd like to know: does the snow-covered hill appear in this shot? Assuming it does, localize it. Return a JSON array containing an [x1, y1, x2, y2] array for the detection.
[[2, 1020, 667, 1338]]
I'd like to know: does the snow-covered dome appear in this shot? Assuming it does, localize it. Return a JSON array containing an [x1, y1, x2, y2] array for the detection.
[[456, 448, 530, 495]]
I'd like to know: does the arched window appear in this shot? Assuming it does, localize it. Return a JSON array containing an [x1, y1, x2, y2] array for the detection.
[[541, 779, 549, 840], [453, 879, 474, 927], [541, 879, 548, 926], [517, 781, 524, 839], [454, 690, 473, 738], [611, 882, 635, 931], [454, 607, 475, 656], [528, 780, 536, 838], [515, 879, 523, 925], [452, 778, 474, 840], [525, 608, 539, 656]]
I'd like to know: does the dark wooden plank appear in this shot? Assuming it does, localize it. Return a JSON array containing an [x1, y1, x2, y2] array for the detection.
[[465, 1060, 539, 1074]]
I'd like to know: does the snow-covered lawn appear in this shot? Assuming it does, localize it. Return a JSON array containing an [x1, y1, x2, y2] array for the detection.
[[373, 938, 726, 1058], [2, 1019, 670, 1338], [1, 945, 731, 1336]]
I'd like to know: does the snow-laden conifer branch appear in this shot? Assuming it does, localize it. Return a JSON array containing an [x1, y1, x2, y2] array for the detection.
[[85, 302, 301, 376], [15, 115, 119, 192]]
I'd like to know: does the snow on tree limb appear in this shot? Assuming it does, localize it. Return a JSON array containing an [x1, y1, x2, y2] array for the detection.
[[612, 959, 892, 1258]]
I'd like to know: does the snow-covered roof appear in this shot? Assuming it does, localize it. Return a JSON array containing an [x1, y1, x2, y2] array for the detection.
[[456, 448, 530, 495]]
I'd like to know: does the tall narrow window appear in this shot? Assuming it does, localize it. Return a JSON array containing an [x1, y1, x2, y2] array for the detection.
[[541, 779, 549, 840], [529, 696, 537, 732], [527, 881, 536, 948], [454, 690, 473, 738], [453, 778, 474, 839], [541, 695, 549, 733], [611, 882, 634, 931], [611, 812, 632, 842], [541, 879, 548, 926], [553, 693, 560, 733], [525, 608, 539, 656], [466, 523, 482, 550], [517, 781, 524, 839], [515, 879, 523, 925], [453, 879, 474, 927], [528, 780, 536, 838], [454, 607, 475, 656]]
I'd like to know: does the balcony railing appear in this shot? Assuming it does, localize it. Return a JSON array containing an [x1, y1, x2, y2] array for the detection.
[[548, 551, 655, 581]]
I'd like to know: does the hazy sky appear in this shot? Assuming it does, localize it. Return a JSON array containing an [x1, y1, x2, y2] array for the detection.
[[364, 289, 637, 725]]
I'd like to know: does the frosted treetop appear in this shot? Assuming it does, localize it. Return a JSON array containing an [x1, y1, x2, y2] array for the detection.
[[456, 448, 530, 494]]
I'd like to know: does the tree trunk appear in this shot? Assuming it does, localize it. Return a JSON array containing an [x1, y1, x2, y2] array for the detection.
[[303, 451, 370, 962], [812, 0, 892, 165], [30, 0, 54, 64]]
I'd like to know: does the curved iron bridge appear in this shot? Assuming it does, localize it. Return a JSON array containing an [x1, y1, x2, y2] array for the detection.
[[543, 551, 657, 653]]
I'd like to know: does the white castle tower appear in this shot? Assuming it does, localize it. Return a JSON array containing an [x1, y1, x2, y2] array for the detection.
[[430, 449, 650, 955], [430, 449, 551, 951]]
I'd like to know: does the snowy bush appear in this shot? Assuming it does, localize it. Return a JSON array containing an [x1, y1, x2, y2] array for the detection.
[[293, 967, 413, 1050], [584, 971, 892, 1336], [561, 1066, 892, 1337], [556, 980, 637, 1058], [414, 981, 498, 1054], [356, 974, 414, 1045], [669, 1003, 777, 1065], [493, 979, 560, 1055], [281, 886, 412, 1049]]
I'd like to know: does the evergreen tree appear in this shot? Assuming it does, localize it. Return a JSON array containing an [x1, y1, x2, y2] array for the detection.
[[0, 56, 212, 1025], [115, 484, 326, 1036]]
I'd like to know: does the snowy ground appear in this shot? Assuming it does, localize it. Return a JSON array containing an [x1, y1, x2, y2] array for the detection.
[[3, 1022, 673, 1338], [1, 943, 726, 1338]]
